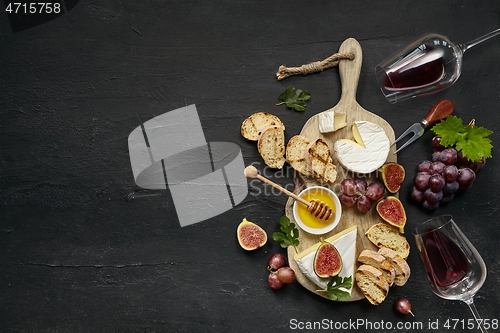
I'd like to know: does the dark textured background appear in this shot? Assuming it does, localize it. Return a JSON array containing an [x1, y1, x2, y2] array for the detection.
[[1, 1, 499, 332]]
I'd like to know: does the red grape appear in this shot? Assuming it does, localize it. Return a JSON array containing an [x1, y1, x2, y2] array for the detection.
[[341, 179, 357, 196], [366, 181, 385, 201], [440, 192, 454, 203], [443, 180, 459, 194], [422, 200, 439, 211], [339, 193, 356, 207], [356, 195, 372, 212], [268, 272, 284, 290], [457, 151, 473, 167], [439, 148, 458, 165], [410, 187, 424, 202], [431, 136, 446, 151], [459, 182, 473, 191], [428, 174, 445, 192], [277, 267, 295, 283], [413, 172, 430, 191], [417, 160, 432, 173], [457, 168, 475, 186], [354, 179, 367, 195], [424, 188, 443, 203], [469, 157, 486, 173], [474, 156, 486, 171], [442, 165, 458, 182], [269, 253, 285, 270], [394, 297, 414, 316], [431, 150, 442, 162], [429, 162, 445, 175]]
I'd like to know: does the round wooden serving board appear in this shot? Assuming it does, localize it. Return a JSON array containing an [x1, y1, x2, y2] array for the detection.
[[285, 38, 398, 302]]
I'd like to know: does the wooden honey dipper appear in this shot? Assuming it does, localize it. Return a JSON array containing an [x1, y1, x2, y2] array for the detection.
[[244, 166, 334, 221]]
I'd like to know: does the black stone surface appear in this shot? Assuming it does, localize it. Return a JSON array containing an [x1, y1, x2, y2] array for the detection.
[[1, 1, 499, 332]]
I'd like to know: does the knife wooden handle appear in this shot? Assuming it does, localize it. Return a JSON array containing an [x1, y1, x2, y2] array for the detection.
[[423, 100, 454, 126]]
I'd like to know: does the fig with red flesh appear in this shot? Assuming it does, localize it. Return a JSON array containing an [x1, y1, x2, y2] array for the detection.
[[313, 238, 343, 278], [237, 218, 267, 250], [380, 163, 405, 193], [376, 196, 406, 233]]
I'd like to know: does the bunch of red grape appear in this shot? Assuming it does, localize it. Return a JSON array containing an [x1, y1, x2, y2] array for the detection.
[[267, 253, 295, 289], [339, 179, 385, 212], [410, 136, 485, 210]]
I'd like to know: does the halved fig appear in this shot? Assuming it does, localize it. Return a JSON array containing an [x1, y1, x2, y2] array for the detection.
[[376, 196, 406, 233], [237, 218, 267, 250], [313, 238, 342, 278], [380, 163, 405, 193]]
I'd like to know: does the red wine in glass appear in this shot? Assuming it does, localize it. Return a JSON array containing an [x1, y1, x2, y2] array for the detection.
[[422, 228, 468, 287], [376, 28, 500, 103], [414, 215, 488, 333], [383, 46, 445, 91]]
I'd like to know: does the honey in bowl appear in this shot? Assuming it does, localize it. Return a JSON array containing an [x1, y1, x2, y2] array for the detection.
[[296, 187, 337, 229]]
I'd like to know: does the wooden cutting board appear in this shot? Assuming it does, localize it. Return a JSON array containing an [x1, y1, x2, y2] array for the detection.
[[285, 38, 398, 301]]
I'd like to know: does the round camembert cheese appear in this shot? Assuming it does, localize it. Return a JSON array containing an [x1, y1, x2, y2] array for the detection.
[[334, 121, 390, 174]]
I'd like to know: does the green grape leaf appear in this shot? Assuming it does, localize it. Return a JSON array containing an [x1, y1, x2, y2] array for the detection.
[[431, 115, 493, 162], [277, 86, 311, 112], [316, 275, 353, 301], [272, 215, 300, 253]]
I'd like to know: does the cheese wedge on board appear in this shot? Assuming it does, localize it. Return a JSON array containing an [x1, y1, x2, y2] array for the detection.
[[294, 225, 357, 291], [334, 121, 390, 174], [318, 111, 347, 134]]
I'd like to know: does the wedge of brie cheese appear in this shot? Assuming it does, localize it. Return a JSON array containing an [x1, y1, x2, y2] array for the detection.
[[294, 225, 357, 292], [334, 121, 390, 174], [318, 110, 347, 134]]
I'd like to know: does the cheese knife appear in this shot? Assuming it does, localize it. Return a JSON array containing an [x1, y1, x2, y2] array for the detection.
[[391, 100, 454, 154]]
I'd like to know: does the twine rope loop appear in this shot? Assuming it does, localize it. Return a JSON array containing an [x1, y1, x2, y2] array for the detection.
[[276, 53, 354, 80]]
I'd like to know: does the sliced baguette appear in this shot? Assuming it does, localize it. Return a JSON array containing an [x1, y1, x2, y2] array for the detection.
[[286, 135, 312, 176], [365, 223, 410, 259], [241, 112, 285, 141], [257, 126, 286, 169], [355, 264, 390, 305], [378, 247, 411, 287], [304, 139, 337, 183], [357, 249, 396, 286]]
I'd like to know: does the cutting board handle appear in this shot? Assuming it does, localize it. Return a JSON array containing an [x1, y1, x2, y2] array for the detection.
[[338, 38, 363, 105]]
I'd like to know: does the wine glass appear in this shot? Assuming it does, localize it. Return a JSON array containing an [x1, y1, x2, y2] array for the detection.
[[376, 28, 500, 103], [413, 215, 488, 333]]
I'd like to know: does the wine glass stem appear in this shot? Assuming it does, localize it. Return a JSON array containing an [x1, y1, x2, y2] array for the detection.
[[465, 297, 488, 333], [461, 27, 500, 52]]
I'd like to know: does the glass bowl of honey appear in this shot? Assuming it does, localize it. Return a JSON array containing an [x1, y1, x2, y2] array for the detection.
[[292, 186, 341, 235]]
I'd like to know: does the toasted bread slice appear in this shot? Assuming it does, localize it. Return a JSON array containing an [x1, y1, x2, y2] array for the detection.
[[286, 135, 312, 176], [365, 223, 410, 259], [378, 247, 411, 287], [304, 139, 337, 183], [241, 112, 285, 141], [257, 126, 286, 169], [357, 249, 396, 286], [355, 265, 389, 305]]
